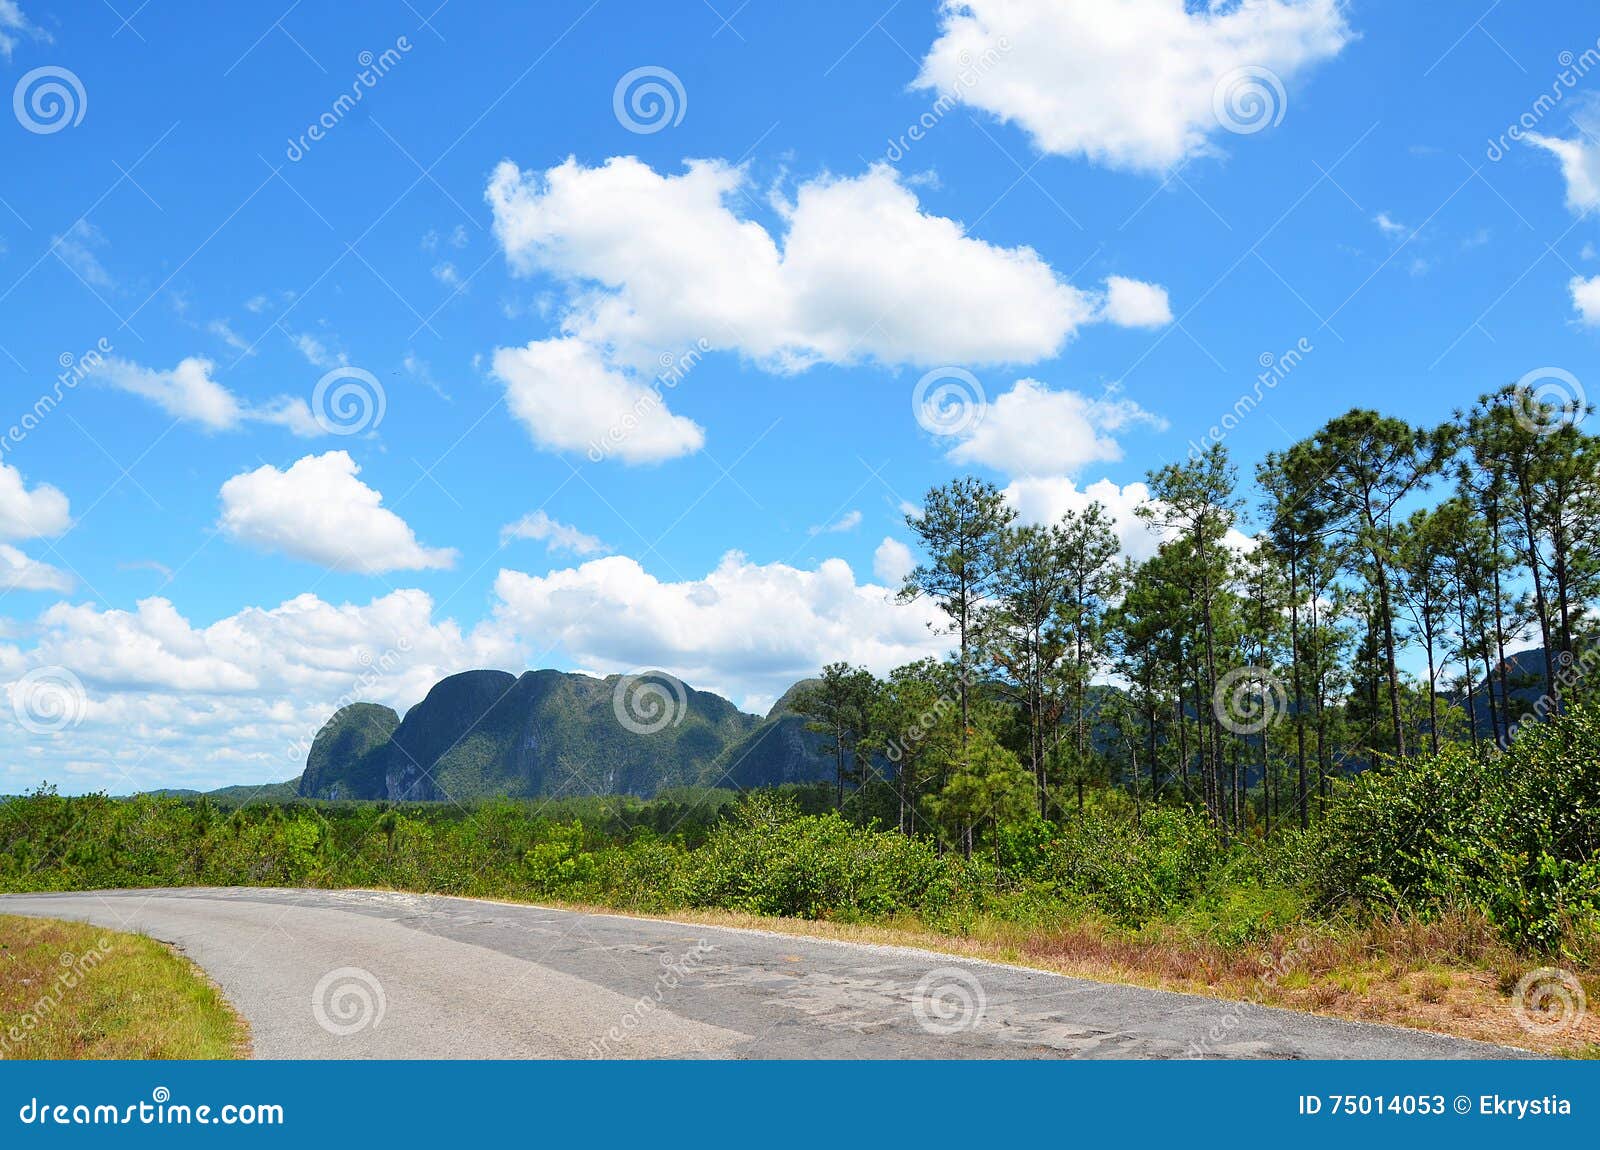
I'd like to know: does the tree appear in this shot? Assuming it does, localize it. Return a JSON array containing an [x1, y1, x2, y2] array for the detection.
[[981, 521, 1073, 817], [901, 479, 1015, 777], [1141, 445, 1241, 827], [794, 663, 877, 809], [1302, 410, 1449, 758]]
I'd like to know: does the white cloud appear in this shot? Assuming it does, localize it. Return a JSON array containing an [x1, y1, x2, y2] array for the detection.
[[1005, 474, 1253, 560], [0, 543, 71, 592], [873, 536, 915, 585], [218, 451, 457, 574], [809, 509, 863, 536], [492, 336, 705, 464], [290, 331, 345, 369], [1373, 211, 1408, 238], [945, 378, 1165, 477], [0, 1, 46, 59], [487, 156, 1159, 371], [95, 356, 241, 430], [500, 509, 611, 556], [1100, 276, 1173, 328], [1528, 129, 1600, 213], [92, 355, 325, 437], [915, 0, 1352, 173], [1571, 274, 1600, 326], [0, 551, 948, 792], [490, 551, 946, 704], [208, 319, 254, 357], [0, 461, 70, 539], [52, 220, 113, 289]]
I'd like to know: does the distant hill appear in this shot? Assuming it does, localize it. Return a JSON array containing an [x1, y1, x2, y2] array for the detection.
[[140, 779, 302, 806], [297, 669, 840, 801]]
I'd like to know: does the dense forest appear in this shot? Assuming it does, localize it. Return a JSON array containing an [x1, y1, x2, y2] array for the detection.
[[789, 388, 1598, 858]]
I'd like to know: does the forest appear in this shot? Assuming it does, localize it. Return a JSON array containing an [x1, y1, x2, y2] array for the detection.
[[791, 386, 1598, 860]]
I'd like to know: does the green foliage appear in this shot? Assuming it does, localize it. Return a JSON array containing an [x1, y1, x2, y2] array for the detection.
[[1313, 700, 1600, 955], [6, 702, 1598, 959]]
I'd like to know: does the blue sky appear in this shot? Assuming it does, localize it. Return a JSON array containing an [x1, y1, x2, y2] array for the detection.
[[2, 0, 1599, 793]]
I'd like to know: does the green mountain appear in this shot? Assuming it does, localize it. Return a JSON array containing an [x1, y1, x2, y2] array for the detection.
[[298, 701, 402, 801], [297, 669, 829, 801]]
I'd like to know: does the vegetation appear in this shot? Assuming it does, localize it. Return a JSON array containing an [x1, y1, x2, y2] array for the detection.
[[4, 394, 1596, 1050], [0, 915, 246, 1059]]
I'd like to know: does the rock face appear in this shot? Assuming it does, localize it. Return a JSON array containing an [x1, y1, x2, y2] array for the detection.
[[298, 702, 401, 801], [297, 669, 835, 801]]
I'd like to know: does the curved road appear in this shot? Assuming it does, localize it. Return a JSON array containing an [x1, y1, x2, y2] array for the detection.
[[0, 888, 1527, 1059]]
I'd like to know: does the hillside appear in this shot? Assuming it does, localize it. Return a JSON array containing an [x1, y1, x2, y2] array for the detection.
[[297, 669, 837, 801]]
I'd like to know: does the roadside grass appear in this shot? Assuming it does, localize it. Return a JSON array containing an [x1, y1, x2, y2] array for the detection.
[[451, 891, 1595, 1057], [0, 915, 247, 1060]]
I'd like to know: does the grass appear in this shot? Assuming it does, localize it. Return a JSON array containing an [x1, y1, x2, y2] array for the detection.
[[0, 915, 247, 1060], [455, 890, 1596, 1057]]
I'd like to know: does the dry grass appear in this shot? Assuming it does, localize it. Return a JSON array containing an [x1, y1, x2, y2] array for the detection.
[[540, 898, 1599, 1057], [0, 915, 247, 1060]]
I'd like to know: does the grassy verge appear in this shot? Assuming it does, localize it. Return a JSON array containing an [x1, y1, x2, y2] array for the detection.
[[0, 915, 247, 1059], [454, 891, 1597, 1058]]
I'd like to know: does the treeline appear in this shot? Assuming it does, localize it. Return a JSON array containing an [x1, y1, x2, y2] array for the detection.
[[796, 389, 1599, 849]]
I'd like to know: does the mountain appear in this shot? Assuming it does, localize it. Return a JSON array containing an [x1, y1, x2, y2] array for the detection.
[[298, 669, 833, 801], [298, 702, 401, 801], [710, 679, 838, 788], [139, 779, 303, 805]]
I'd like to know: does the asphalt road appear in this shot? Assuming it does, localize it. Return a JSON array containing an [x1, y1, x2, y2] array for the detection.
[[0, 888, 1529, 1059]]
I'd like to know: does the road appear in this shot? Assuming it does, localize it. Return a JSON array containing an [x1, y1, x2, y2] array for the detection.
[[0, 888, 1529, 1059]]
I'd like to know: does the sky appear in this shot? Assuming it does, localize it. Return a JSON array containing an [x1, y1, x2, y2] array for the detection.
[[1, 0, 1598, 794]]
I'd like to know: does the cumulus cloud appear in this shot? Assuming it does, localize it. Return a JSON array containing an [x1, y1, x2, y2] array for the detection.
[[92, 355, 325, 437], [500, 509, 611, 556], [0, 543, 72, 592], [492, 337, 705, 464], [487, 156, 1152, 371], [1571, 274, 1600, 326], [0, 461, 70, 539], [490, 552, 946, 705], [1528, 128, 1600, 213], [1005, 474, 1253, 560], [1100, 276, 1173, 328], [218, 451, 457, 574], [915, 0, 1352, 173], [945, 379, 1165, 477], [873, 536, 915, 585]]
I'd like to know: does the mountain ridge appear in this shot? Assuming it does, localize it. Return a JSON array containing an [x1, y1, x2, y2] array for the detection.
[[297, 668, 835, 801]]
